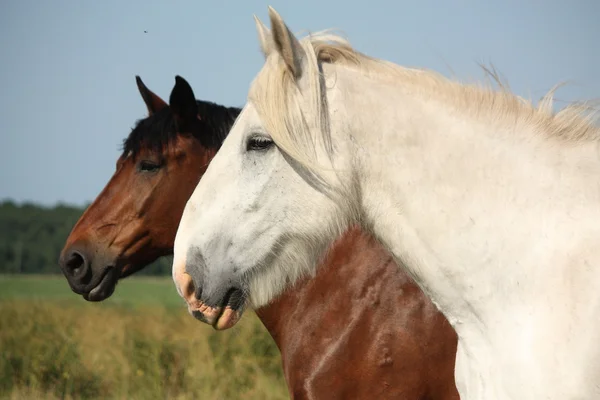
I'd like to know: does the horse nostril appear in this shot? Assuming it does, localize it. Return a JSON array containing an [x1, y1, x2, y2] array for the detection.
[[59, 247, 94, 291], [64, 251, 87, 278]]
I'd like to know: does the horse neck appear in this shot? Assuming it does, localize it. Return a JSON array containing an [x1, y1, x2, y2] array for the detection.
[[321, 65, 600, 400], [333, 67, 600, 333], [254, 227, 414, 387], [253, 227, 367, 340]]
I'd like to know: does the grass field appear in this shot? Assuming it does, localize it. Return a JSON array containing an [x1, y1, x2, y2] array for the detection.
[[0, 274, 185, 308], [0, 274, 288, 400]]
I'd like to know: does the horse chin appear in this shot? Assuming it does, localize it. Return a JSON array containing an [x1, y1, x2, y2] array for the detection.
[[83, 268, 118, 302]]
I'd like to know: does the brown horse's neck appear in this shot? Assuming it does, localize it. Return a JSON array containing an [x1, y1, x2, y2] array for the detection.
[[254, 226, 396, 351], [254, 283, 303, 352], [254, 226, 458, 399]]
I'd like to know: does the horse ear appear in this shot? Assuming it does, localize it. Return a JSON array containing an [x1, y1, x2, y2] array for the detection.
[[136, 76, 168, 115], [254, 15, 273, 58], [268, 6, 307, 79], [169, 76, 199, 127]]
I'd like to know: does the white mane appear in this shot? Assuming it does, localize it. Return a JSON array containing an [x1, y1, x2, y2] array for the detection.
[[249, 31, 600, 174]]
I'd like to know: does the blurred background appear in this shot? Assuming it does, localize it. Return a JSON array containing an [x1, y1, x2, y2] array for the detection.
[[0, 0, 597, 398]]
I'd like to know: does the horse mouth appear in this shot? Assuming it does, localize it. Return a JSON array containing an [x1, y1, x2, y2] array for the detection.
[[214, 288, 246, 330], [191, 288, 247, 330], [83, 268, 118, 302]]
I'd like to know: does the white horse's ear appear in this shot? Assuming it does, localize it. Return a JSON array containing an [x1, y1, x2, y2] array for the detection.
[[268, 6, 306, 79], [254, 15, 273, 58]]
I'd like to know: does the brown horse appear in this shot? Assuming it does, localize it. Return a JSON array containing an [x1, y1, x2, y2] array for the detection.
[[59, 76, 459, 400]]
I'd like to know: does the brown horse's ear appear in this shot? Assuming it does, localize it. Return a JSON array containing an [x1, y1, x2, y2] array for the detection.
[[169, 76, 199, 128], [136, 76, 168, 115]]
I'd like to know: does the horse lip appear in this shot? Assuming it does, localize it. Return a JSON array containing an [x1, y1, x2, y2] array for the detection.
[[191, 310, 209, 324], [83, 268, 118, 302], [187, 288, 247, 327], [211, 288, 246, 329]]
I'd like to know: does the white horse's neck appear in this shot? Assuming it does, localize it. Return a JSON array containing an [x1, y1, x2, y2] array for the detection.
[[326, 64, 600, 399]]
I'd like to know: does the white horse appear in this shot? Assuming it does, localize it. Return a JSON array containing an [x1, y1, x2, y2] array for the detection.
[[172, 7, 600, 400]]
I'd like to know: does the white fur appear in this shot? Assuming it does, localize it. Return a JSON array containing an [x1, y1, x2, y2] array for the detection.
[[173, 6, 600, 399]]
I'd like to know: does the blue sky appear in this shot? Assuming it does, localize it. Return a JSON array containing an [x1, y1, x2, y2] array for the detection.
[[1, 0, 598, 206]]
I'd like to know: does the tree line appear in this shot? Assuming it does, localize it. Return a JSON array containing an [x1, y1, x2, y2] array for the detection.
[[0, 200, 171, 275]]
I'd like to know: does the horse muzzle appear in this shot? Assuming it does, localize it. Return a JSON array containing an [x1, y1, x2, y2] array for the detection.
[[172, 261, 246, 330]]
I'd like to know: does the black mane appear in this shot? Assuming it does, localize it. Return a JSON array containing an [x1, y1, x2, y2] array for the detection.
[[121, 100, 241, 158]]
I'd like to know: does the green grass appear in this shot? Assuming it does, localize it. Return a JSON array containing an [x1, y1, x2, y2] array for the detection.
[[0, 275, 288, 400], [0, 274, 184, 308]]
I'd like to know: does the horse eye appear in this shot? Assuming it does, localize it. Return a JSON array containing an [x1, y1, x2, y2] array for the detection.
[[247, 136, 274, 152], [138, 160, 162, 172]]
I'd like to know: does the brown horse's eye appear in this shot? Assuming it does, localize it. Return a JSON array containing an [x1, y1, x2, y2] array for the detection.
[[138, 160, 162, 173]]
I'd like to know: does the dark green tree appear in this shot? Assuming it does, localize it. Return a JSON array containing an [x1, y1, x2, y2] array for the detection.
[[0, 201, 171, 276]]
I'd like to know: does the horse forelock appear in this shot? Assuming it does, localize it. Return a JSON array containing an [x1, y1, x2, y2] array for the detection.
[[122, 101, 241, 159]]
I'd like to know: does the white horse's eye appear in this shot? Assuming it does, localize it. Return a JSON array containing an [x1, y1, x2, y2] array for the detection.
[[246, 136, 274, 152]]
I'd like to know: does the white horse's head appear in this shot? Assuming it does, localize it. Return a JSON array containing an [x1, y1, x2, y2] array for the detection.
[[172, 7, 358, 329]]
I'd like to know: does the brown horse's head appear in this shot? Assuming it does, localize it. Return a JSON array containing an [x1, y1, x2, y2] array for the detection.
[[59, 76, 239, 301]]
